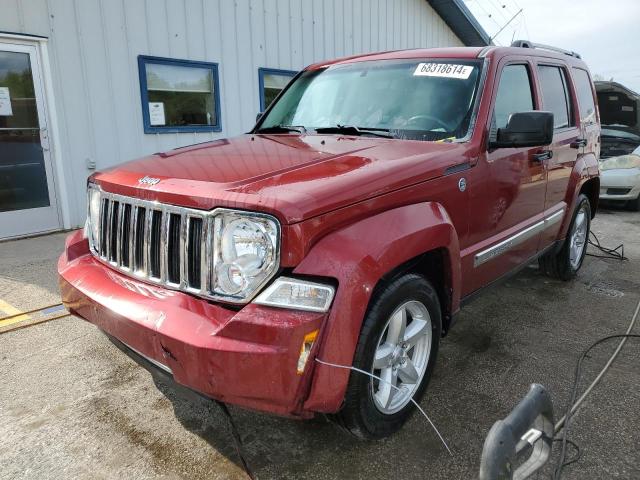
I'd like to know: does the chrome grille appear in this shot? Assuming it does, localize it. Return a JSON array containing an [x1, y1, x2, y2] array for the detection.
[[89, 190, 212, 296]]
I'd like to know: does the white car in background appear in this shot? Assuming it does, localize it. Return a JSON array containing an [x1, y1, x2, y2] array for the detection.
[[595, 81, 640, 210], [600, 144, 640, 211]]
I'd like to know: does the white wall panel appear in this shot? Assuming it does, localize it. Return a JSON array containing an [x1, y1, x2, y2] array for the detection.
[[0, 0, 21, 32], [2, 0, 465, 228]]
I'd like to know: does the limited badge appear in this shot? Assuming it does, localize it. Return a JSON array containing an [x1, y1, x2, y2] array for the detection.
[[458, 178, 467, 192]]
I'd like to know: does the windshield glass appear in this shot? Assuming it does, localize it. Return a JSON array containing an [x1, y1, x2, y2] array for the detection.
[[257, 59, 483, 141]]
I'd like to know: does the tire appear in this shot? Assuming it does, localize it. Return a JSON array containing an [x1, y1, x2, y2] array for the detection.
[[627, 194, 640, 212], [332, 273, 442, 440], [539, 194, 591, 281]]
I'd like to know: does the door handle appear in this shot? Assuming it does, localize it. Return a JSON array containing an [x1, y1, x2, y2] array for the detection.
[[532, 150, 552, 163], [570, 138, 587, 149]]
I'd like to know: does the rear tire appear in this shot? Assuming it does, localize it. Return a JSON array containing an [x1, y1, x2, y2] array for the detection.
[[539, 194, 591, 281], [332, 274, 441, 440]]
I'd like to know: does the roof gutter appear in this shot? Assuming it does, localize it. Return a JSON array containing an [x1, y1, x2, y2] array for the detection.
[[427, 0, 492, 47]]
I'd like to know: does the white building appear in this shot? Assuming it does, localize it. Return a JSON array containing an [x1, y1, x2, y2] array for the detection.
[[0, 0, 489, 239]]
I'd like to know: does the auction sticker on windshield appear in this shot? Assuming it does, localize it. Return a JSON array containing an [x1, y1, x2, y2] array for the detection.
[[413, 63, 474, 79]]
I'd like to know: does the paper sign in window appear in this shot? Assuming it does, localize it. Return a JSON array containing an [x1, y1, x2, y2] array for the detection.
[[413, 63, 474, 80], [149, 102, 166, 125], [0, 87, 13, 116]]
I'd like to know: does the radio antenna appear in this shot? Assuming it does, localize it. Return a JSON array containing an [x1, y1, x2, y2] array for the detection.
[[490, 8, 523, 42]]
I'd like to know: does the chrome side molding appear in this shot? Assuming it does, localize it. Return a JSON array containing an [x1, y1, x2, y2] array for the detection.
[[474, 208, 566, 267]]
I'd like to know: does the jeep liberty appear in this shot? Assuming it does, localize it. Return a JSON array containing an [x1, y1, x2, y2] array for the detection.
[[59, 42, 600, 439]]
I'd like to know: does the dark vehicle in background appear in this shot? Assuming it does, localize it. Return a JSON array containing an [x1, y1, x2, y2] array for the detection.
[[596, 81, 640, 210]]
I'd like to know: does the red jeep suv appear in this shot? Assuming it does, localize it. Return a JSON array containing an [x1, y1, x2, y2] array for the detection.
[[59, 42, 600, 439]]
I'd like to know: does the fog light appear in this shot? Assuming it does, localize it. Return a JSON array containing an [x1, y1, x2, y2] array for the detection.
[[297, 330, 319, 374], [254, 277, 335, 312]]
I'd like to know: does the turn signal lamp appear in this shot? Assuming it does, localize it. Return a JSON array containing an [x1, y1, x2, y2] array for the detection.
[[297, 330, 319, 374]]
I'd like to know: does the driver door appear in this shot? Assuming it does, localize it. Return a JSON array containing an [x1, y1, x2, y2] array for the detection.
[[463, 60, 547, 295]]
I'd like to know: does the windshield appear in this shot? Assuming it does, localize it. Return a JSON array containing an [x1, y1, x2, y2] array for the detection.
[[257, 59, 484, 141]]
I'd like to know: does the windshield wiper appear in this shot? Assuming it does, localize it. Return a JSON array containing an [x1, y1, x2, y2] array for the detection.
[[255, 125, 306, 134], [314, 125, 393, 138]]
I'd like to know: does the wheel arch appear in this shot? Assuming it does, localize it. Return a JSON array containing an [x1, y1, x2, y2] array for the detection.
[[559, 154, 600, 237], [293, 201, 460, 413], [375, 247, 454, 335], [579, 176, 600, 219]]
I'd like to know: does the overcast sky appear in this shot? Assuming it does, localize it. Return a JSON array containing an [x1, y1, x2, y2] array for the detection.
[[464, 0, 640, 92]]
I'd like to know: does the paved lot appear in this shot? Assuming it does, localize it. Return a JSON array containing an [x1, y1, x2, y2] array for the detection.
[[1, 207, 639, 480]]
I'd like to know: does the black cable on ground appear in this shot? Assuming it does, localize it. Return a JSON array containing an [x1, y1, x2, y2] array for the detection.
[[215, 400, 256, 480], [211, 286, 637, 480], [552, 438, 581, 470], [586, 231, 627, 261], [553, 333, 640, 479]]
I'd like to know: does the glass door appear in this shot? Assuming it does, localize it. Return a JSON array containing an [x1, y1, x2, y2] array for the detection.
[[0, 42, 60, 239]]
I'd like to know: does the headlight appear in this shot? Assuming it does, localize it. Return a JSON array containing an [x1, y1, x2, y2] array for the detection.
[[600, 154, 640, 171], [87, 184, 101, 251], [83, 185, 280, 304], [254, 277, 335, 312], [212, 210, 280, 300]]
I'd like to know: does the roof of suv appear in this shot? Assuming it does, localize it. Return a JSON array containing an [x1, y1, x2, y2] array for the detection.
[[307, 45, 588, 70]]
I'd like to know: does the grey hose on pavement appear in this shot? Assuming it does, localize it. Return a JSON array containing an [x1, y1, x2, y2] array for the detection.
[[554, 297, 640, 434], [315, 357, 453, 456]]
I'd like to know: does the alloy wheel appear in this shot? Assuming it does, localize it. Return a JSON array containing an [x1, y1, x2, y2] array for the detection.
[[569, 205, 588, 269], [371, 300, 432, 414]]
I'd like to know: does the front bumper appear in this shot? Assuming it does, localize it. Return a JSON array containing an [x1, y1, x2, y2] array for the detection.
[[58, 230, 327, 417], [599, 168, 640, 201]]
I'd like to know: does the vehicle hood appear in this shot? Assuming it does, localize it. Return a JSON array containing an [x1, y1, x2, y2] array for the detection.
[[94, 134, 471, 224], [600, 167, 640, 178], [595, 81, 640, 133]]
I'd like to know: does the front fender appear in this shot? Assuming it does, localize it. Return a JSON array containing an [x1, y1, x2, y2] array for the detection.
[[294, 202, 460, 413]]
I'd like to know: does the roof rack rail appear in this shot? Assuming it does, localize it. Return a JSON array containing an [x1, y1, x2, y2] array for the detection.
[[511, 40, 581, 59]]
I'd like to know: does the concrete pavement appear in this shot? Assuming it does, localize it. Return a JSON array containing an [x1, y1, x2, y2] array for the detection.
[[1, 207, 639, 480]]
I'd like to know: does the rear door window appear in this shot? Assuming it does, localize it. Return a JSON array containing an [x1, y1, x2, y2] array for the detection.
[[572, 68, 597, 124], [494, 64, 534, 129], [537, 65, 573, 129]]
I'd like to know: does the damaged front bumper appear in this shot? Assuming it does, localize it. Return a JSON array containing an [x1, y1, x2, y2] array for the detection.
[[58, 230, 327, 417]]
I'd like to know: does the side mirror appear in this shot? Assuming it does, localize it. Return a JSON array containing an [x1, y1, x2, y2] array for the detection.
[[256, 112, 264, 123], [490, 111, 554, 149]]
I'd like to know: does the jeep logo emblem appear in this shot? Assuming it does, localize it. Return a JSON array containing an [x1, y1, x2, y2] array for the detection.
[[138, 176, 161, 186]]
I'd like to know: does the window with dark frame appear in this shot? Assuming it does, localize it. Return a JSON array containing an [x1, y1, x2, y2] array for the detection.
[[572, 68, 597, 125], [538, 65, 573, 129], [493, 64, 535, 130], [258, 68, 296, 112], [138, 56, 221, 134]]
